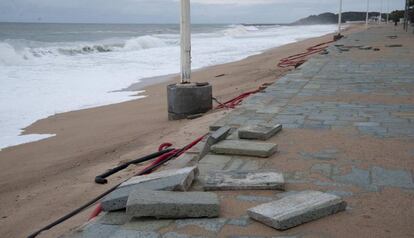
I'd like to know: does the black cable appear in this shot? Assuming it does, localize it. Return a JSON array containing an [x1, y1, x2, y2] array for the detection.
[[212, 97, 229, 109], [95, 148, 174, 184], [27, 148, 178, 238]]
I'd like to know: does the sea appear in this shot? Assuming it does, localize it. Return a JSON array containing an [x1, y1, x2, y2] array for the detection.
[[0, 23, 337, 150]]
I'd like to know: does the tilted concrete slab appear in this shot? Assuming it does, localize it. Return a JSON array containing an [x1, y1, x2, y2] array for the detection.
[[101, 166, 198, 211], [211, 140, 277, 158], [210, 126, 232, 142], [126, 190, 220, 219], [247, 190, 347, 230], [238, 124, 282, 140], [203, 170, 285, 191], [199, 126, 232, 159]]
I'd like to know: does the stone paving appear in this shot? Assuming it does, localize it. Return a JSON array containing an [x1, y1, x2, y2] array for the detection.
[[65, 26, 414, 238]]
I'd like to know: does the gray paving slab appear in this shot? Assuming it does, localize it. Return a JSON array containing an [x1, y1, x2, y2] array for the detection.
[[110, 230, 160, 238], [68, 222, 119, 238], [238, 124, 282, 140], [98, 211, 132, 225], [175, 218, 228, 232], [203, 170, 284, 191], [371, 166, 414, 189], [101, 166, 198, 211], [121, 218, 173, 231], [126, 190, 220, 219], [247, 190, 347, 230], [211, 140, 278, 158]]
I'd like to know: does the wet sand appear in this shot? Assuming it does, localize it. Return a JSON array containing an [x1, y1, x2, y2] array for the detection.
[[0, 24, 363, 238]]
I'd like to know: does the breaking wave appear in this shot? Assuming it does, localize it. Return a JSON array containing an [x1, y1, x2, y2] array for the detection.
[[223, 25, 259, 37], [0, 35, 170, 64]]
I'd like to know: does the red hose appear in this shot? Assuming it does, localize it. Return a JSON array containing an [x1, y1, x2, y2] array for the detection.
[[215, 84, 269, 110], [277, 40, 336, 68], [88, 203, 102, 221], [88, 135, 205, 220]]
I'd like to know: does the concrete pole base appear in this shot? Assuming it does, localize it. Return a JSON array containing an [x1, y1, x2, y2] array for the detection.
[[167, 83, 213, 120]]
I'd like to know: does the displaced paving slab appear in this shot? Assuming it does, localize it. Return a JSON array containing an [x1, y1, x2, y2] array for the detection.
[[211, 140, 277, 158], [126, 190, 220, 219], [247, 190, 346, 230], [203, 170, 284, 191], [101, 166, 198, 211], [238, 124, 282, 140], [198, 126, 232, 159]]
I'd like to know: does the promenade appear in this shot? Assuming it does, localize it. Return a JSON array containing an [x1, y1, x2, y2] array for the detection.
[[65, 25, 414, 238]]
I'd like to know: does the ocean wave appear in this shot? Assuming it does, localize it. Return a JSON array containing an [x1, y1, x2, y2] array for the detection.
[[222, 25, 260, 37], [0, 42, 25, 65], [0, 35, 170, 63], [123, 35, 167, 51]]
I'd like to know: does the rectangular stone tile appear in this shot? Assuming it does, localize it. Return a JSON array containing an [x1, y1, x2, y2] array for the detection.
[[203, 171, 284, 191], [126, 190, 220, 219], [247, 190, 346, 230], [101, 166, 198, 211], [211, 140, 277, 158], [97, 211, 131, 225], [371, 166, 414, 189], [238, 124, 282, 141]]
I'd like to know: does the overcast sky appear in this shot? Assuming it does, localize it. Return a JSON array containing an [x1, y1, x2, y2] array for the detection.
[[0, 0, 406, 24]]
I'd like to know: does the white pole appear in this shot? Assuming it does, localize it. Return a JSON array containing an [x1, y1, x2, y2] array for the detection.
[[379, 0, 383, 24], [338, 0, 343, 34], [180, 0, 191, 84], [366, 0, 370, 28], [386, 0, 389, 24]]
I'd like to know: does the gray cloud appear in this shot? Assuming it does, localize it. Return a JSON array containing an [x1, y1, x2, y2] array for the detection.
[[0, 0, 406, 24]]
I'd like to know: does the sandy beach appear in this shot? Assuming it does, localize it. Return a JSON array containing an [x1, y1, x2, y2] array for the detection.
[[0, 25, 363, 238]]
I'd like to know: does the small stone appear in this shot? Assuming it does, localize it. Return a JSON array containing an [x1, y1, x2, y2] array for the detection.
[[126, 190, 220, 219], [238, 124, 282, 141], [211, 140, 277, 158], [247, 190, 346, 230], [359, 46, 372, 50], [203, 171, 284, 191], [101, 166, 198, 211]]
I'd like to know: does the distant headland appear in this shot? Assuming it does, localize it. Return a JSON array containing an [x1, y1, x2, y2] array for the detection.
[[292, 10, 406, 25]]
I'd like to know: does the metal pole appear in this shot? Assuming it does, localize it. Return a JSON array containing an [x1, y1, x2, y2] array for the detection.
[[366, 0, 370, 28], [404, 0, 409, 31], [386, 0, 389, 23], [338, 0, 343, 34], [180, 0, 191, 84], [379, 0, 383, 24]]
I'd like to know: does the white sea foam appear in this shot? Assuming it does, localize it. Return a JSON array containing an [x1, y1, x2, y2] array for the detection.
[[0, 24, 337, 150]]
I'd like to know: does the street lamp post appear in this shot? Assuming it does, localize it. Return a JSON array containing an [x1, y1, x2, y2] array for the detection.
[[379, 0, 383, 24], [366, 0, 370, 28], [386, 0, 389, 24], [180, 0, 191, 84], [338, 0, 343, 35], [404, 0, 409, 31], [166, 0, 213, 120]]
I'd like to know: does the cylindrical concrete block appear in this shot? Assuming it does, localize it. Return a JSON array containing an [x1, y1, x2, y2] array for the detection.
[[167, 83, 213, 120]]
